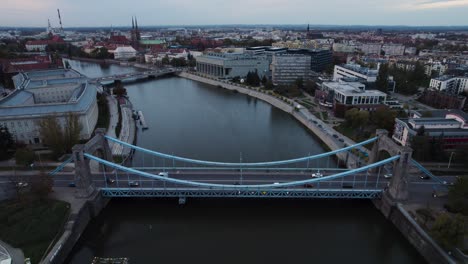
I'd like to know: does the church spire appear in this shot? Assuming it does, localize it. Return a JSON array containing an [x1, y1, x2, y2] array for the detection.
[[132, 17, 134, 29], [135, 17, 138, 30]]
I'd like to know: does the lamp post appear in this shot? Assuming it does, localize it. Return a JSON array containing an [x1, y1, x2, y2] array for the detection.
[[447, 152, 455, 169]]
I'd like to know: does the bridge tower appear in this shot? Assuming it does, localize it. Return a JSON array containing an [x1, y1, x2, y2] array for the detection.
[[72, 128, 113, 198], [368, 129, 413, 201]]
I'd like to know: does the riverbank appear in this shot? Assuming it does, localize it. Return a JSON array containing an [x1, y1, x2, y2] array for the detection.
[[178, 71, 362, 167]]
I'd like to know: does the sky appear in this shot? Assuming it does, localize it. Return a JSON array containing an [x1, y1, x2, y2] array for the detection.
[[1, 0, 468, 27]]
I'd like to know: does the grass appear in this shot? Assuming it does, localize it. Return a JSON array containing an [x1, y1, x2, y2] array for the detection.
[[0, 198, 70, 263]]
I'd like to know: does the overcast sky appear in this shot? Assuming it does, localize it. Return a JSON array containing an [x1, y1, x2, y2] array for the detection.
[[1, 0, 468, 27]]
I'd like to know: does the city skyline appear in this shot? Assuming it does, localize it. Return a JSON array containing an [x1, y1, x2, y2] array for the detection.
[[1, 0, 468, 27]]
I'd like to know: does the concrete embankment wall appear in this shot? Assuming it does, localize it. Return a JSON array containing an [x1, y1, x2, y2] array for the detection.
[[178, 72, 350, 164], [373, 197, 456, 264], [41, 194, 109, 264]]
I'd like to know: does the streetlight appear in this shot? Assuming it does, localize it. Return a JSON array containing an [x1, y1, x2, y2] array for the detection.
[[447, 152, 455, 169]]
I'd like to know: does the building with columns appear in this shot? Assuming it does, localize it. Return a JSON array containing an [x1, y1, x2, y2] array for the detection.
[[195, 52, 269, 79], [0, 69, 98, 145]]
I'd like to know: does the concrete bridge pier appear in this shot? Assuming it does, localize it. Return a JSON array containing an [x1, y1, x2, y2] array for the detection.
[[368, 129, 413, 202], [72, 128, 113, 198]]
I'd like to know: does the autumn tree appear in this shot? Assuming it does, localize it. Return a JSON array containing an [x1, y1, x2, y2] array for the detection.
[[0, 124, 14, 160]]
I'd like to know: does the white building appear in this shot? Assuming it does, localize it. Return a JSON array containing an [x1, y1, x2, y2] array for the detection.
[[333, 64, 378, 82], [360, 43, 382, 55], [429, 76, 468, 94], [25, 40, 48, 52], [382, 44, 405, 56], [196, 52, 269, 79], [0, 69, 98, 144], [114, 46, 137, 60], [322, 81, 387, 108]]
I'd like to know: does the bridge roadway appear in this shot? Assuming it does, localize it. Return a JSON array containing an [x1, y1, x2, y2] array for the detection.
[[89, 69, 177, 83]]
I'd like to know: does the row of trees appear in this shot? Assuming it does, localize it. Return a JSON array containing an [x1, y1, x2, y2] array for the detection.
[[376, 62, 429, 95], [38, 113, 82, 159]]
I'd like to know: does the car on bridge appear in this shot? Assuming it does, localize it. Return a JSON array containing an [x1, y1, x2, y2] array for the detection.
[[106, 177, 115, 184], [158, 172, 169, 177], [384, 174, 393, 179], [16, 182, 28, 188], [68, 182, 76, 187], [304, 183, 315, 188], [128, 181, 139, 187], [311, 171, 323, 178]]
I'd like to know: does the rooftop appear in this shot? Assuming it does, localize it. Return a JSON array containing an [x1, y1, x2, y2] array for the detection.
[[338, 64, 378, 77]]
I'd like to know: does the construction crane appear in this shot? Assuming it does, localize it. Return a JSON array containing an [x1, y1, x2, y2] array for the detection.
[[57, 9, 63, 31]]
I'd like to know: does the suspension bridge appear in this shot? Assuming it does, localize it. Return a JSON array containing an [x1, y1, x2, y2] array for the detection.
[[89, 68, 179, 84], [46, 128, 447, 202]]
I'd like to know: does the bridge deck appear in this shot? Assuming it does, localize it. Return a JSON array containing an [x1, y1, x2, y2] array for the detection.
[[101, 188, 382, 199]]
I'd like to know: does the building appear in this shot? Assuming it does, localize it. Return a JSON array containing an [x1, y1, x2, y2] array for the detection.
[[130, 17, 141, 50], [382, 44, 405, 56], [0, 69, 98, 144], [429, 76, 468, 94], [25, 40, 48, 52], [360, 43, 382, 55], [195, 52, 269, 79], [287, 49, 332, 73], [318, 80, 387, 117], [114, 46, 137, 60], [271, 54, 313, 85], [333, 64, 378, 82], [425, 62, 448, 77], [0, 55, 63, 88], [393, 110, 468, 149]]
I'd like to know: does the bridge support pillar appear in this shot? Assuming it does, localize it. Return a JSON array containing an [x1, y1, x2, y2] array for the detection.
[[389, 146, 412, 201], [368, 129, 413, 202], [72, 144, 95, 198], [95, 128, 113, 166]]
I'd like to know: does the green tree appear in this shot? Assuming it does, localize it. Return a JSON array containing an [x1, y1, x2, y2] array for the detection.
[[430, 213, 465, 250], [0, 125, 14, 160], [15, 148, 35, 167], [161, 55, 170, 65], [113, 82, 127, 97], [344, 108, 369, 131], [31, 170, 53, 200], [295, 77, 304, 89], [63, 112, 82, 153], [303, 80, 317, 95], [261, 75, 268, 85], [371, 108, 397, 134], [38, 116, 65, 158], [375, 63, 389, 92], [264, 80, 274, 90], [447, 177, 468, 215]]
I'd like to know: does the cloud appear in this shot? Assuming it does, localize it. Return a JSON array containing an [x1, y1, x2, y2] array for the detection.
[[402, 0, 468, 9]]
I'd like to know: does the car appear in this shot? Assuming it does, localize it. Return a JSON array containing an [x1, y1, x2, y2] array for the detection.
[[342, 183, 353, 189], [16, 182, 28, 188], [318, 124, 322, 128], [273, 182, 280, 185], [384, 174, 393, 179], [158, 172, 169, 177], [338, 138, 344, 142], [304, 183, 315, 188], [68, 182, 76, 187], [311, 172, 323, 178], [106, 177, 115, 184], [332, 134, 338, 138], [420, 175, 430, 180], [128, 181, 139, 187], [312, 120, 318, 124], [234, 182, 240, 185]]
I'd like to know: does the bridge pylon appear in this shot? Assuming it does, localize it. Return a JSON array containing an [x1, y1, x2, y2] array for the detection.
[[72, 128, 113, 198], [368, 129, 412, 201]]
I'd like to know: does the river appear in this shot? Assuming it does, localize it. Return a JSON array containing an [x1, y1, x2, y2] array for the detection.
[[65, 60, 425, 264]]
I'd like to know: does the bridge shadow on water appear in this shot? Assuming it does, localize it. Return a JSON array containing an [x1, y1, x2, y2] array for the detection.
[[66, 198, 426, 264]]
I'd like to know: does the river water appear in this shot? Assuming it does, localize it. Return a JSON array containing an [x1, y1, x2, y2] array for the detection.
[[65, 60, 425, 264]]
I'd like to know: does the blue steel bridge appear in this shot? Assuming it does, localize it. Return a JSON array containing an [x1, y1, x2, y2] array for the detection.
[[52, 129, 442, 201]]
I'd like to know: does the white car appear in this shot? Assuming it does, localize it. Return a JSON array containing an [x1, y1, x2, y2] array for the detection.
[[384, 174, 393, 179], [311, 172, 323, 178], [158, 172, 169, 177], [16, 182, 28, 188]]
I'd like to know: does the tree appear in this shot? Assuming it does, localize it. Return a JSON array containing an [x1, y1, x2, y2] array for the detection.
[[63, 112, 82, 153], [344, 108, 369, 131], [31, 170, 53, 200], [295, 77, 304, 89], [447, 177, 468, 215], [261, 75, 268, 85], [303, 80, 317, 95], [161, 55, 170, 65], [38, 116, 64, 159], [371, 108, 397, 133], [38, 113, 82, 159], [264, 80, 274, 90], [0, 125, 14, 160], [15, 148, 35, 167], [430, 213, 465, 250], [245, 71, 260, 86], [375, 63, 389, 92], [113, 82, 127, 97]]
